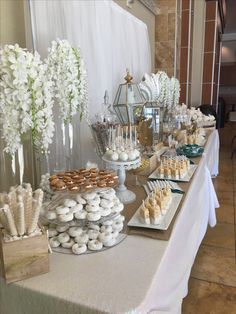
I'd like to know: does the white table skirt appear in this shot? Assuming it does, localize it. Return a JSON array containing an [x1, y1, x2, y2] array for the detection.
[[0, 131, 219, 314]]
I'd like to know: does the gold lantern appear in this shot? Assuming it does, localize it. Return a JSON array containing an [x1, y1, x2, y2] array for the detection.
[[113, 70, 146, 124]]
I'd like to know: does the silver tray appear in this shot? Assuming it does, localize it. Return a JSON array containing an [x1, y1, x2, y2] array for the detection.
[[148, 164, 197, 182]]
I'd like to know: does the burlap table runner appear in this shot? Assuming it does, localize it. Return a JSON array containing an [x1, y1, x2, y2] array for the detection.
[[124, 156, 202, 241]]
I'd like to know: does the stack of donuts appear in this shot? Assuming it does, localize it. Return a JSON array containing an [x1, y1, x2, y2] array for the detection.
[[44, 188, 125, 254], [49, 168, 118, 192]]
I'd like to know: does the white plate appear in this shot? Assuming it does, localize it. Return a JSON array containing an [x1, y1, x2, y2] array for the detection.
[[148, 164, 197, 182], [127, 193, 183, 231]]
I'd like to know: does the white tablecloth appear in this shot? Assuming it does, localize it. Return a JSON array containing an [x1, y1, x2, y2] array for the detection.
[[0, 131, 219, 314]]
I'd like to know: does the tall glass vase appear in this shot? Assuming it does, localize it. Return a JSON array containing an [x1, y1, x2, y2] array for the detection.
[[0, 132, 35, 192]]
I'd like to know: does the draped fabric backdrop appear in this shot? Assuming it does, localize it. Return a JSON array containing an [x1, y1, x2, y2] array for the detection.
[[28, 0, 151, 169]]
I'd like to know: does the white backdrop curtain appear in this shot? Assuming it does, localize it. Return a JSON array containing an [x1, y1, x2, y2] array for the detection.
[[27, 0, 151, 170]]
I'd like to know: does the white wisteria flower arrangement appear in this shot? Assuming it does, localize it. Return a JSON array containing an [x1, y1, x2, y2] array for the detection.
[[46, 39, 88, 124], [0, 44, 55, 155]]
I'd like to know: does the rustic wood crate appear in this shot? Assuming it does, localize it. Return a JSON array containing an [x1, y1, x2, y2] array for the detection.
[[0, 228, 49, 284]]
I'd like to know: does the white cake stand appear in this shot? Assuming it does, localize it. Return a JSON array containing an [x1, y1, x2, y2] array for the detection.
[[102, 156, 141, 204]]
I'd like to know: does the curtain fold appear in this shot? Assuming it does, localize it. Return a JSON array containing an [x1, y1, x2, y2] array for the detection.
[[28, 0, 151, 168]]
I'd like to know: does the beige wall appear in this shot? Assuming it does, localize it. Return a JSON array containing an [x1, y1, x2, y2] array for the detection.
[[0, 0, 26, 47], [115, 0, 155, 71]]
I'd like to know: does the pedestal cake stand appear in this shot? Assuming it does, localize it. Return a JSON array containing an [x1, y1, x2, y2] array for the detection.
[[102, 156, 141, 204]]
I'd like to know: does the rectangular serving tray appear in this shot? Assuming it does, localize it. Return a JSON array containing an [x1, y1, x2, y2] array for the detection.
[[127, 193, 183, 231], [148, 164, 197, 182]]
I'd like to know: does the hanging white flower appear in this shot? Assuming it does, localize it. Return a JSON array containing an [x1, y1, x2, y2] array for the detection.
[[0, 44, 55, 155], [46, 39, 88, 124], [156, 71, 170, 107]]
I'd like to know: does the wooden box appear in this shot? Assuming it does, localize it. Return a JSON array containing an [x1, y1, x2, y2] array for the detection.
[[0, 229, 49, 284]]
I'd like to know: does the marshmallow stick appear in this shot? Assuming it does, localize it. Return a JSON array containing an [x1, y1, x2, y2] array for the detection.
[[134, 126, 137, 147], [28, 190, 43, 234], [16, 202, 25, 236], [24, 187, 32, 231], [0, 208, 9, 231], [28, 200, 40, 234], [3, 204, 17, 236]]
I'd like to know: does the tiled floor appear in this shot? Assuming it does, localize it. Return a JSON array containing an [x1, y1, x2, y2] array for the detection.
[[182, 123, 236, 313]]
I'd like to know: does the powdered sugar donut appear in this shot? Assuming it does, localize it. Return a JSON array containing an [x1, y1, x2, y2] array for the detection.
[[69, 220, 77, 226], [75, 210, 87, 220], [68, 227, 83, 237], [88, 240, 103, 251], [112, 230, 119, 239], [58, 232, 70, 244], [46, 211, 57, 220], [87, 229, 100, 240], [102, 220, 113, 226], [100, 225, 113, 233], [112, 221, 123, 232], [48, 228, 58, 237], [56, 223, 69, 233], [87, 211, 101, 221], [103, 238, 116, 247], [63, 199, 77, 207], [58, 212, 74, 222], [111, 203, 124, 213], [72, 243, 87, 254], [115, 215, 125, 223], [98, 231, 112, 243], [75, 233, 89, 244], [49, 236, 60, 248], [85, 204, 100, 212], [100, 207, 111, 217], [56, 206, 70, 215], [83, 192, 96, 201], [87, 224, 100, 231], [61, 238, 75, 248], [100, 199, 113, 208], [87, 197, 100, 206], [69, 203, 83, 213], [76, 195, 86, 205]]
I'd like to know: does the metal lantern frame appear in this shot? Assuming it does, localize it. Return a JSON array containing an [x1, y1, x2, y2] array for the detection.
[[141, 101, 164, 144], [113, 71, 146, 125]]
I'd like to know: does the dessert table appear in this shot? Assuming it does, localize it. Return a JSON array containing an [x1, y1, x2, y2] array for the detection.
[[0, 130, 219, 314]]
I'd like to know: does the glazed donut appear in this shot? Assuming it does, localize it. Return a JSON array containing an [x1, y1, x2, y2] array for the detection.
[[75, 210, 87, 220], [72, 243, 87, 254], [69, 203, 83, 213], [98, 231, 112, 243], [103, 238, 116, 247], [56, 206, 70, 215], [83, 192, 96, 200], [100, 225, 113, 233], [63, 199, 77, 207], [48, 228, 58, 237], [88, 240, 103, 251], [85, 204, 100, 212], [46, 211, 57, 220], [49, 236, 61, 248], [61, 238, 75, 248], [75, 233, 89, 244], [56, 223, 70, 233], [87, 224, 100, 231], [58, 232, 70, 244], [87, 229, 100, 240], [100, 207, 111, 217], [58, 212, 74, 222], [68, 227, 83, 237], [87, 211, 101, 222], [76, 195, 86, 205], [100, 199, 113, 208], [102, 220, 113, 226]]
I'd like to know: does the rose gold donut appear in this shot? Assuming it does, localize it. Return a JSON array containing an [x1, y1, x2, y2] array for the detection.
[[69, 185, 80, 191], [49, 175, 58, 181], [98, 180, 106, 188]]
